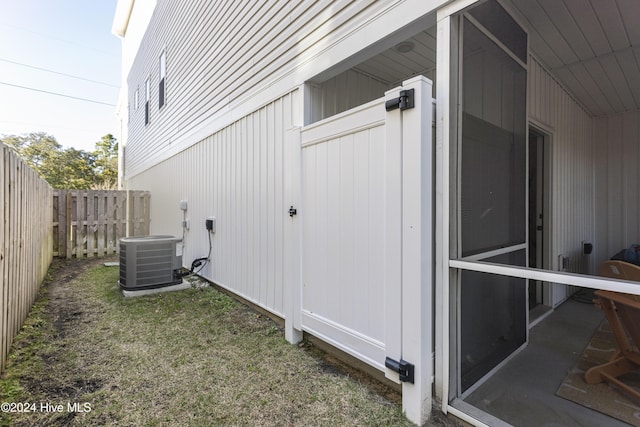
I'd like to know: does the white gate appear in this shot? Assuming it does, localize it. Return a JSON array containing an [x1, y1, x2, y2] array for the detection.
[[300, 95, 391, 370], [297, 77, 433, 420]]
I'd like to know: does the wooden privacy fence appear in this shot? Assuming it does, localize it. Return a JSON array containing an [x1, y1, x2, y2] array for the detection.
[[53, 190, 151, 258], [1, 143, 53, 371]]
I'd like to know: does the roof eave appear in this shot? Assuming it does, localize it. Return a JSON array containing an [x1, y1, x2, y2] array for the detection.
[[112, 0, 135, 38]]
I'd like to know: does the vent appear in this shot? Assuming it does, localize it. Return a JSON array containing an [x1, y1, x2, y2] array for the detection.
[[119, 235, 183, 291]]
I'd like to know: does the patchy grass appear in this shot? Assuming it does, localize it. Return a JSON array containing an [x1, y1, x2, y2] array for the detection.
[[0, 259, 414, 426]]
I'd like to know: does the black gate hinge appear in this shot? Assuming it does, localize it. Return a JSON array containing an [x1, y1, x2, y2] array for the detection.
[[385, 357, 415, 383], [385, 89, 415, 112]]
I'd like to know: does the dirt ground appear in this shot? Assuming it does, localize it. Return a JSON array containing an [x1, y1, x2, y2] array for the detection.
[[13, 258, 110, 423]]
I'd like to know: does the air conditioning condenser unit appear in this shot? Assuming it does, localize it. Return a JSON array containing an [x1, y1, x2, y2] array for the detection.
[[119, 235, 186, 294]]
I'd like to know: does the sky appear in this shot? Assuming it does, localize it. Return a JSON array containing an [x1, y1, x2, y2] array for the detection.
[[0, 0, 121, 152]]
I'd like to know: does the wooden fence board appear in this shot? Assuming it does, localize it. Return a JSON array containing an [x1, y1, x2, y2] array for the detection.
[[0, 145, 4, 370], [0, 143, 53, 371]]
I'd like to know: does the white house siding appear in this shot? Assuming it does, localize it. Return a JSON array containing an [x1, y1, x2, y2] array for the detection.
[[594, 110, 640, 270], [129, 90, 299, 316], [125, 0, 402, 179], [121, 0, 451, 180], [528, 56, 595, 303]]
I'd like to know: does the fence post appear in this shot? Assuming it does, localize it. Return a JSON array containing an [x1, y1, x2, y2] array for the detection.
[[97, 191, 106, 257], [398, 75, 434, 425], [114, 192, 125, 248], [127, 191, 133, 237], [142, 191, 151, 235], [106, 192, 115, 254], [65, 191, 73, 259], [86, 191, 95, 258], [76, 190, 86, 258], [57, 190, 66, 258]]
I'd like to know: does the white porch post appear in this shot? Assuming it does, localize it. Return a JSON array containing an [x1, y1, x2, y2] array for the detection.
[[401, 75, 434, 425], [434, 1, 479, 415], [435, 12, 453, 409]]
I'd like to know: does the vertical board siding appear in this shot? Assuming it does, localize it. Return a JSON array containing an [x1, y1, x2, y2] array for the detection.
[[313, 69, 392, 122], [129, 91, 298, 317], [528, 56, 595, 283], [301, 129, 387, 342], [52, 190, 150, 258], [594, 110, 640, 268], [0, 143, 53, 371], [124, 0, 392, 178]]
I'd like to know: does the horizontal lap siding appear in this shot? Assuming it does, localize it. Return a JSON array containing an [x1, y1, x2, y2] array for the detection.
[[528, 56, 595, 285], [125, 0, 387, 178], [129, 91, 298, 317]]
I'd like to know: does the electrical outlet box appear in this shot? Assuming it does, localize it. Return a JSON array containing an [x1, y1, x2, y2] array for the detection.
[[206, 217, 216, 232], [180, 200, 188, 211]]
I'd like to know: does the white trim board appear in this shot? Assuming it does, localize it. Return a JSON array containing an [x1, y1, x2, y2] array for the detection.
[[450, 259, 640, 295]]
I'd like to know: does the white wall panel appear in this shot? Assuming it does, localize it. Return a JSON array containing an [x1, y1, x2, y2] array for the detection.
[[594, 110, 640, 269], [528, 56, 595, 302], [128, 90, 299, 317]]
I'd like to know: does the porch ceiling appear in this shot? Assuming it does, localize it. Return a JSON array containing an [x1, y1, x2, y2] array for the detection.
[[352, 27, 437, 87], [349, 0, 639, 119], [505, 0, 640, 117]]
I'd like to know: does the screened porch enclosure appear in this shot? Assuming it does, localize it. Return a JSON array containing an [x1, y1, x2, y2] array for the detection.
[[457, 2, 530, 394], [305, 0, 640, 424], [307, 0, 640, 424], [440, 0, 640, 425]]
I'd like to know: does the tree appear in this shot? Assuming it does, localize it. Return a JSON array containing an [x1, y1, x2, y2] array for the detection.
[[1, 132, 118, 190], [45, 148, 97, 189], [93, 134, 119, 189], [3, 132, 62, 169]]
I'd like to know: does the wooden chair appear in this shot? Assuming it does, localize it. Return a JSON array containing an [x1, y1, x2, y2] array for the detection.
[[584, 290, 640, 403], [598, 260, 640, 282]]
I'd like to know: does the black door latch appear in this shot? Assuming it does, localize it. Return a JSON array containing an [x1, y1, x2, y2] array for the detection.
[[385, 89, 415, 111], [288, 206, 297, 217], [385, 357, 415, 383]]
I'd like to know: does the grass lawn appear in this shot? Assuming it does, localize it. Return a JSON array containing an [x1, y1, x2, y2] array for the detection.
[[0, 258, 416, 426]]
